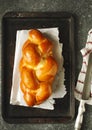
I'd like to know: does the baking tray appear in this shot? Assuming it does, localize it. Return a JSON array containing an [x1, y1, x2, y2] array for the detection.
[[1, 12, 75, 123]]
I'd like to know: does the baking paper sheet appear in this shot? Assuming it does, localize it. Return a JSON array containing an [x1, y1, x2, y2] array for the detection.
[[10, 28, 67, 110]]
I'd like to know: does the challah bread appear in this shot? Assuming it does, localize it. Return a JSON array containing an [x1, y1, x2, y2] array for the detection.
[[19, 29, 58, 106]]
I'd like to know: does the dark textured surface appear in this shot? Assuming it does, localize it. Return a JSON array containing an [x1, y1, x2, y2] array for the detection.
[[0, 0, 92, 130]]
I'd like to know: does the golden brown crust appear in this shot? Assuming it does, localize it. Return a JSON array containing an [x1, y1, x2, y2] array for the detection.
[[36, 82, 52, 104], [28, 29, 45, 45], [19, 29, 58, 106], [35, 56, 58, 82], [24, 92, 36, 106], [38, 39, 53, 54], [21, 67, 38, 90], [23, 42, 41, 67]]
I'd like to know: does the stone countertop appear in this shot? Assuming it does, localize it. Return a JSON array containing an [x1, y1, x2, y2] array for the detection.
[[0, 0, 92, 130]]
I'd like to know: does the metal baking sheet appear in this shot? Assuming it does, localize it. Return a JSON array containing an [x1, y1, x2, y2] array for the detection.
[[1, 12, 75, 123]]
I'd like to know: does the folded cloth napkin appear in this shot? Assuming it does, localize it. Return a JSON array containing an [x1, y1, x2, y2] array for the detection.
[[75, 29, 92, 105]]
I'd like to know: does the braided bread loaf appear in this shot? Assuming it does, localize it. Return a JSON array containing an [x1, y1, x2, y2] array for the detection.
[[19, 29, 58, 106]]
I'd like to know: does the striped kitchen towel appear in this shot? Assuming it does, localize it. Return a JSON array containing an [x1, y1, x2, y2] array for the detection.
[[75, 29, 92, 105]]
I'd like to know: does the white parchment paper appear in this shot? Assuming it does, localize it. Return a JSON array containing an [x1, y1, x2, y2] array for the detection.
[[10, 28, 67, 110]]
